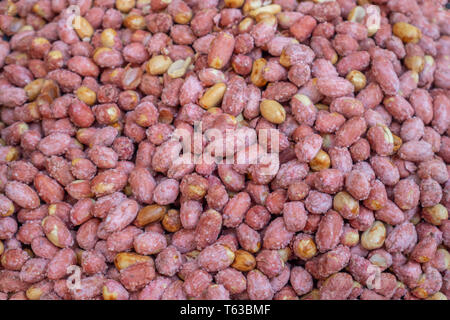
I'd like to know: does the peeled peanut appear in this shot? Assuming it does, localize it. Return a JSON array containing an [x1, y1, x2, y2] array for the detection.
[[342, 229, 360, 247], [72, 16, 94, 40], [347, 6, 365, 23], [278, 247, 291, 263], [346, 70, 367, 91], [135, 204, 168, 227], [231, 249, 256, 272], [167, 57, 191, 79], [103, 285, 118, 300], [393, 22, 422, 44], [393, 134, 402, 152], [24, 79, 45, 101], [333, 191, 359, 219], [76, 86, 97, 106], [199, 83, 227, 109], [301, 289, 320, 300], [114, 252, 151, 270], [310, 150, 331, 171], [249, 4, 281, 18], [238, 17, 254, 33], [251, 58, 268, 87], [116, 0, 136, 12], [224, 0, 244, 8], [173, 7, 192, 25], [404, 55, 425, 73], [101, 28, 118, 48], [422, 204, 448, 226], [162, 209, 182, 233], [426, 292, 448, 300], [123, 14, 146, 30], [26, 285, 45, 300], [293, 237, 317, 260], [243, 0, 262, 15], [147, 55, 173, 75], [361, 221, 386, 250], [260, 99, 286, 124]]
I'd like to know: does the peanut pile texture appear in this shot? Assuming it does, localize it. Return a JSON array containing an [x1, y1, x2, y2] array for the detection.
[[0, 0, 449, 300]]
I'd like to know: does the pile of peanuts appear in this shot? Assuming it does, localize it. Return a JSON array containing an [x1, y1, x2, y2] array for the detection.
[[0, 0, 448, 301]]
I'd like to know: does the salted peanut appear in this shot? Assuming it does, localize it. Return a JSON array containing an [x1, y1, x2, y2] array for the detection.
[[260, 99, 286, 124], [146, 55, 173, 75], [393, 22, 422, 44], [249, 4, 281, 18], [251, 58, 268, 87], [411, 267, 442, 299], [316, 211, 343, 252], [208, 32, 235, 70], [310, 150, 330, 171], [90, 169, 128, 197], [333, 191, 359, 220], [76, 86, 96, 106], [361, 221, 386, 250], [290, 15, 317, 42], [72, 16, 94, 40], [5, 181, 40, 209], [114, 252, 151, 271], [292, 234, 317, 260], [346, 70, 366, 91], [199, 83, 226, 109], [167, 57, 191, 79], [198, 244, 235, 273], [422, 204, 448, 226]]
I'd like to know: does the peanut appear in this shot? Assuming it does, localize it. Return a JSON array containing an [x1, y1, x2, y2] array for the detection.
[[251, 58, 268, 87], [135, 204, 168, 227], [346, 70, 367, 91], [361, 221, 386, 250], [310, 150, 331, 171], [199, 83, 227, 109], [259, 99, 286, 124], [393, 22, 422, 44], [147, 55, 173, 75], [231, 249, 256, 272], [72, 16, 94, 40], [114, 252, 152, 270]]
